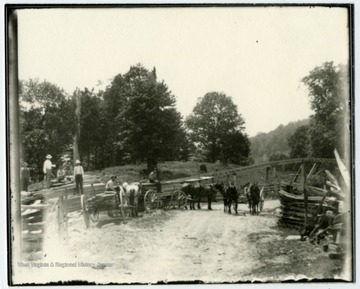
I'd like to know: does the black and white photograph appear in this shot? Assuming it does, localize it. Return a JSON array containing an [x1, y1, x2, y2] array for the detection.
[[4, 2, 355, 286]]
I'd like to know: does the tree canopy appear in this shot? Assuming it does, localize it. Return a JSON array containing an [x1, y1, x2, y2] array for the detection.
[[19, 79, 76, 178], [186, 92, 250, 164], [103, 64, 187, 170], [288, 125, 310, 158], [301, 62, 349, 158]]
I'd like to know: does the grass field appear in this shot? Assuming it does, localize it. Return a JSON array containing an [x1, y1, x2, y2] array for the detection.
[[29, 160, 302, 193]]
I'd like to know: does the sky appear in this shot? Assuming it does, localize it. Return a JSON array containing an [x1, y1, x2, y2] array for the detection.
[[17, 6, 349, 137]]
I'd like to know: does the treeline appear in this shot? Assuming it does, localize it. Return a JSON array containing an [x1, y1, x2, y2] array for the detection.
[[250, 119, 310, 163], [19, 61, 349, 179], [250, 62, 349, 164], [19, 64, 251, 178]]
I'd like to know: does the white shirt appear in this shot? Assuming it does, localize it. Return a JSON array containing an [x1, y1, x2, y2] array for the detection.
[[74, 165, 84, 177], [105, 180, 115, 191], [43, 160, 52, 173]]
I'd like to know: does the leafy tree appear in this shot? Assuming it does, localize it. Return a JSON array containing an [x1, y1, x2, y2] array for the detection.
[[101, 74, 129, 166], [302, 62, 348, 158], [77, 88, 104, 170], [104, 64, 186, 170], [186, 92, 249, 164], [222, 132, 251, 165], [288, 125, 311, 158], [19, 79, 76, 178]]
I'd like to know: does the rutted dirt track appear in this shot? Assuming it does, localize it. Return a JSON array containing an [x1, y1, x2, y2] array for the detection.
[[67, 203, 274, 283], [16, 201, 344, 284]]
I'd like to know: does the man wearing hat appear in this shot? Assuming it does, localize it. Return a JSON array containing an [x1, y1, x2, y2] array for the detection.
[[43, 154, 55, 189], [74, 160, 84, 195], [105, 175, 117, 191]]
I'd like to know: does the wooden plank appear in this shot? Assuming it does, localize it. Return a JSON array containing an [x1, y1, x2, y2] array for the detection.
[[21, 204, 50, 210]]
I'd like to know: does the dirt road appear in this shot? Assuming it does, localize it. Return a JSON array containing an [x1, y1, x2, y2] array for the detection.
[[15, 200, 343, 284]]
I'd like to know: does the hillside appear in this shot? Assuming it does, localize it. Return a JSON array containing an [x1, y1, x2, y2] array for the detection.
[[250, 119, 310, 163]]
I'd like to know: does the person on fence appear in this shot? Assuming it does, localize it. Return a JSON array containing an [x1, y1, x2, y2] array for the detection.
[[105, 176, 117, 191], [74, 160, 84, 195], [43, 154, 55, 189], [21, 162, 30, 191]]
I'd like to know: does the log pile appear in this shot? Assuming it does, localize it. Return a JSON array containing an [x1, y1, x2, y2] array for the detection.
[[277, 158, 350, 265], [277, 186, 339, 228]]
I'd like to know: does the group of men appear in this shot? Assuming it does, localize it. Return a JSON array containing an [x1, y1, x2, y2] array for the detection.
[[41, 154, 85, 194], [22, 156, 160, 196]]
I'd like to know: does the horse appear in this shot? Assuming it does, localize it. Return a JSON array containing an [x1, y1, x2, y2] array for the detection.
[[122, 182, 141, 217], [243, 182, 252, 213], [225, 185, 239, 215], [204, 184, 220, 210], [181, 183, 219, 210], [214, 183, 227, 213], [259, 186, 265, 212], [249, 183, 260, 215]]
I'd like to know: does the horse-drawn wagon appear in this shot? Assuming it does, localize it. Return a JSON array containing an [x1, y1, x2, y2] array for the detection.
[[80, 187, 132, 228], [142, 180, 188, 212]]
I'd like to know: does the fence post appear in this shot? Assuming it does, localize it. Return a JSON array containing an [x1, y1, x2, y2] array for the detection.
[[301, 164, 308, 227]]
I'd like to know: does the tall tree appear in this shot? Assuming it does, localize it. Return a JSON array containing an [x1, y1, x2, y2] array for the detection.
[[19, 79, 76, 178], [102, 74, 128, 167], [104, 64, 186, 170], [77, 88, 103, 170], [302, 62, 349, 158], [186, 92, 249, 164], [288, 125, 311, 158]]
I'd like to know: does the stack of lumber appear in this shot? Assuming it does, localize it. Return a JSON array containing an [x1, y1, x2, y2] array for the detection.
[[277, 188, 339, 227], [21, 197, 50, 261]]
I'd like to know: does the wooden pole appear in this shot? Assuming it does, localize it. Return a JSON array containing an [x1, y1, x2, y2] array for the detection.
[[307, 163, 318, 179], [73, 89, 81, 164], [301, 164, 308, 227], [265, 167, 269, 183], [8, 10, 22, 269]]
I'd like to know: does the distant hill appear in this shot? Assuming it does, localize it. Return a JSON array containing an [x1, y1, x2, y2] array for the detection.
[[250, 119, 310, 163]]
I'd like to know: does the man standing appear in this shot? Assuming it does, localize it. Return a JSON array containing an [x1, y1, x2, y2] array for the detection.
[[74, 160, 84, 195], [43, 154, 55, 189], [20, 162, 30, 191]]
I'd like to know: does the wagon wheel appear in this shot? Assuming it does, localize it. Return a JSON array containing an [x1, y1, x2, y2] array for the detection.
[[171, 190, 188, 209], [81, 195, 90, 228], [90, 208, 99, 223], [144, 190, 159, 212]]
